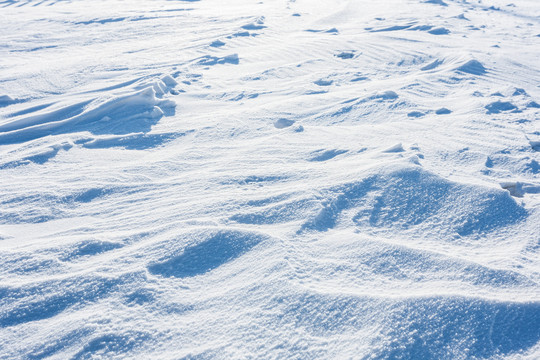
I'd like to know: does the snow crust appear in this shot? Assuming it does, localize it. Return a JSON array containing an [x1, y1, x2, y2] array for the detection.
[[0, 0, 539, 358]]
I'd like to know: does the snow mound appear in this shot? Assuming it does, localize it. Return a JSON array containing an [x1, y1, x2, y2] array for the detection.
[[456, 60, 487, 75], [301, 164, 527, 237]]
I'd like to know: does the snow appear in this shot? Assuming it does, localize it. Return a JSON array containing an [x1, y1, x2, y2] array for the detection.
[[0, 0, 539, 359]]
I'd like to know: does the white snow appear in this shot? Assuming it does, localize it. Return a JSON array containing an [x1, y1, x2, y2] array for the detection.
[[0, 0, 539, 359]]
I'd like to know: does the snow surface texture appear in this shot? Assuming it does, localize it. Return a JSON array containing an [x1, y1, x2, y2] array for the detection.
[[0, 0, 539, 359]]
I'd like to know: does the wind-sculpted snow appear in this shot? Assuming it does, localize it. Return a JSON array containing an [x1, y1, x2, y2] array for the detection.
[[299, 164, 528, 237], [0, 0, 539, 359], [0, 81, 176, 145], [231, 163, 529, 238]]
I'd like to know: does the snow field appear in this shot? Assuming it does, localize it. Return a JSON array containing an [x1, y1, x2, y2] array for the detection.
[[0, 0, 539, 358]]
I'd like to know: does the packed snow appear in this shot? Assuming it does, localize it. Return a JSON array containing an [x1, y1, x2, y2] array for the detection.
[[0, 0, 539, 358]]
